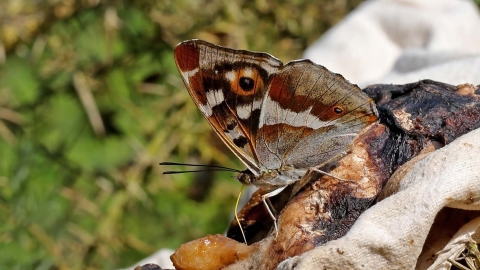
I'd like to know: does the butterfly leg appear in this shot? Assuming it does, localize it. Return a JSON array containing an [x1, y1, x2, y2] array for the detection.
[[310, 167, 351, 183], [261, 186, 287, 237], [310, 168, 358, 188], [291, 167, 358, 197]]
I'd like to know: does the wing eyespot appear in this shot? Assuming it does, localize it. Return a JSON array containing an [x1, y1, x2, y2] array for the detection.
[[333, 106, 344, 115], [227, 68, 264, 96], [239, 77, 255, 91]]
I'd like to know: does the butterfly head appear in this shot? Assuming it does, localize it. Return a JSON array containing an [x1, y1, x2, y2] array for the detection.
[[236, 170, 256, 185]]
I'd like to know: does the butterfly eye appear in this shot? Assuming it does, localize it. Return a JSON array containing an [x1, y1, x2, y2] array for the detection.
[[239, 77, 255, 91], [237, 173, 252, 185], [333, 106, 344, 114]]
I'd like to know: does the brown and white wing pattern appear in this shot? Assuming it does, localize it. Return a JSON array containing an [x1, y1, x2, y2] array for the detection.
[[175, 39, 378, 188]]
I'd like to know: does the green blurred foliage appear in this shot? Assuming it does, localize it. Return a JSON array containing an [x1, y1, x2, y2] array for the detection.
[[0, 0, 366, 269]]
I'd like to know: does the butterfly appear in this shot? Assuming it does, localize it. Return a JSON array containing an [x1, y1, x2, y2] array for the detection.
[[173, 39, 378, 234]]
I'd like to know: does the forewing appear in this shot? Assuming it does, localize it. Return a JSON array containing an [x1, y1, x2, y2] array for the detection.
[[174, 40, 283, 174]]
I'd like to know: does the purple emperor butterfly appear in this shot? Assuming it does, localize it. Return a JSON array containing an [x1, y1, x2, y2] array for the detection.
[[173, 39, 378, 235]]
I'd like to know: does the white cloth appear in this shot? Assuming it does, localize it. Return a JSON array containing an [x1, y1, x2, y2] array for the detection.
[[303, 0, 480, 88]]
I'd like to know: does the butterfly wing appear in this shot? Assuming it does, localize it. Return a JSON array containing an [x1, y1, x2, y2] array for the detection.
[[175, 40, 378, 185], [256, 60, 378, 172], [174, 40, 283, 174]]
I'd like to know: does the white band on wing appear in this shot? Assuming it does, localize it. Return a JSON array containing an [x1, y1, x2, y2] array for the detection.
[[259, 95, 334, 129], [198, 89, 224, 117], [236, 99, 263, 119]]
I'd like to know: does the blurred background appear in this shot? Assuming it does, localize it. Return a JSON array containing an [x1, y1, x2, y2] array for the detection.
[[4, 0, 480, 269], [0, 0, 372, 269]]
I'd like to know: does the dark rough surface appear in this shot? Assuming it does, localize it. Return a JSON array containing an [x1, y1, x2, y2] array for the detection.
[[364, 80, 480, 172], [311, 183, 376, 246], [364, 80, 480, 157]]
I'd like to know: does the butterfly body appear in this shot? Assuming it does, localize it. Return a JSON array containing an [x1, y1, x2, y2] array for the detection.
[[174, 39, 378, 191]]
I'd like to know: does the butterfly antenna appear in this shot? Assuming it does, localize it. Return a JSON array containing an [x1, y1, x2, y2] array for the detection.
[[235, 185, 248, 245], [159, 162, 242, 174]]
